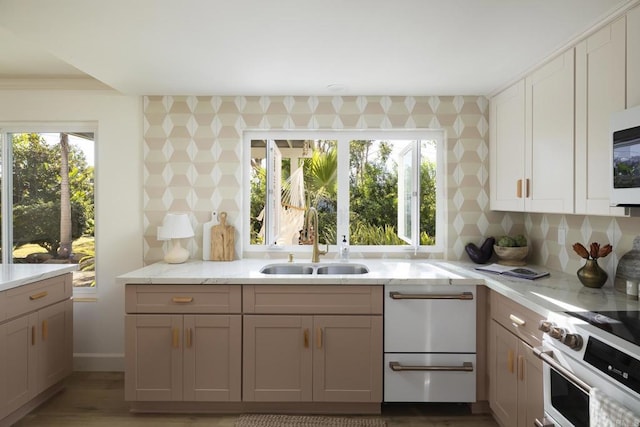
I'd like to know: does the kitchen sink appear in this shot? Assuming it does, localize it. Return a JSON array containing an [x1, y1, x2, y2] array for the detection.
[[259, 264, 314, 275], [259, 263, 369, 275], [316, 264, 369, 275]]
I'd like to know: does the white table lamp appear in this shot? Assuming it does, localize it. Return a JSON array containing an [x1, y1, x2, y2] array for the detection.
[[158, 213, 194, 263]]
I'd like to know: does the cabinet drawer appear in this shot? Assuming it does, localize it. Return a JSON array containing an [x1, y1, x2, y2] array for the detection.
[[125, 285, 241, 314], [384, 285, 476, 353], [384, 353, 476, 402], [4, 273, 72, 321], [243, 285, 383, 314], [490, 291, 543, 347]]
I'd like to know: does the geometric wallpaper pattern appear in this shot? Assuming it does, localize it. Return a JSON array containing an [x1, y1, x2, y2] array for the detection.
[[143, 95, 640, 289], [143, 95, 504, 263]]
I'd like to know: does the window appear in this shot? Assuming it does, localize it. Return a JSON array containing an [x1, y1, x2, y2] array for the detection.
[[245, 130, 444, 254], [0, 129, 96, 288]]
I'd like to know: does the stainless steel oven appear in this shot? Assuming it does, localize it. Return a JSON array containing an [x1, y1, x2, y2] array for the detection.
[[534, 311, 640, 427]]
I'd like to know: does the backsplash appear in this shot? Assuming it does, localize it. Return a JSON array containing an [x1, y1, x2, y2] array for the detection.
[[143, 95, 507, 263], [143, 95, 640, 288]]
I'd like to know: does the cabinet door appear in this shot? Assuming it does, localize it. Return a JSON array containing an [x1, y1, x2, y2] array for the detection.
[[517, 340, 544, 427], [243, 315, 312, 402], [2, 313, 38, 415], [575, 17, 627, 216], [490, 80, 526, 211], [490, 322, 518, 427], [313, 315, 382, 403], [37, 299, 73, 392], [629, 4, 640, 107], [525, 49, 575, 213], [183, 314, 241, 402], [124, 314, 182, 401]]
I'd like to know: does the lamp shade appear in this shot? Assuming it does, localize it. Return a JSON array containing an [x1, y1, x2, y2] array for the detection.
[[158, 213, 194, 240]]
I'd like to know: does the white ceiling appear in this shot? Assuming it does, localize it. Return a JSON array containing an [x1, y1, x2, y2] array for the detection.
[[0, 0, 633, 96]]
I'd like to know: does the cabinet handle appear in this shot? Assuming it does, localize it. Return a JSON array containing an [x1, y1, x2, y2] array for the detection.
[[29, 291, 48, 300], [172, 328, 179, 348], [525, 178, 530, 198], [517, 179, 522, 198], [32, 326, 36, 346], [185, 328, 192, 348], [389, 361, 473, 372], [507, 349, 515, 374], [171, 296, 194, 304], [42, 319, 48, 341], [303, 329, 309, 348], [518, 355, 524, 381], [389, 291, 473, 300], [316, 327, 323, 349], [509, 314, 526, 327]]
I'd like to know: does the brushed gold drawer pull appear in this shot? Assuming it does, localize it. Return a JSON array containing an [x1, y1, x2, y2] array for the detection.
[[32, 326, 36, 346], [517, 179, 522, 198], [171, 297, 194, 304], [518, 355, 524, 381], [29, 291, 48, 300], [185, 328, 192, 348], [508, 349, 515, 374], [389, 291, 473, 300], [316, 327, 323, 349], [389, 361, 473, 372], [525, 178, 530, 198], [509, 314, 526, 327], [172, 328, 179, 348], [303, 329, 309, 348], [42, 320, 48, 341]]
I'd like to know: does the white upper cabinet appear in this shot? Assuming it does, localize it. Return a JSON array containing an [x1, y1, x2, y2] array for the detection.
[[490, 51, 575, 214], [629, 4, 640, 107], [575, 17, 628, 216], [524, 49, 575, 213], [490, 80, 526, 211]]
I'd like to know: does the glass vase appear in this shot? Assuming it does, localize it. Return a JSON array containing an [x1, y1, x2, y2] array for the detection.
[[577, 258, 608, 288]]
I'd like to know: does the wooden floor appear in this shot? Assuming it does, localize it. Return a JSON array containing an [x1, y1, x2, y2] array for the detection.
[[13, 372, 499, 427]]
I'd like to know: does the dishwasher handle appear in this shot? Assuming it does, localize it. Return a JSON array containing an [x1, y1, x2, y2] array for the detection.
[[389, 361, 474, 372], [389, 291, 474, 300]]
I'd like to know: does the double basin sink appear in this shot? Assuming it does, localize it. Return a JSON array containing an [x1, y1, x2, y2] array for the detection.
[[260, 263, 369, 275]]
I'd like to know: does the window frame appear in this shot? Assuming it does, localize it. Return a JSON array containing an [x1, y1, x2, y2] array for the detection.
[[242, 129, 446, 256], [0, 123, 98, 295]]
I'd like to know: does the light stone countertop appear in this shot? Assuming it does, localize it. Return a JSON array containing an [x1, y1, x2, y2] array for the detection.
[[0, 263, 77, 292], [117, 258, 640, 317]]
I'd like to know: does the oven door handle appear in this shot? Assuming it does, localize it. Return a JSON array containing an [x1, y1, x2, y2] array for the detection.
[[533, 346, 591, 394]]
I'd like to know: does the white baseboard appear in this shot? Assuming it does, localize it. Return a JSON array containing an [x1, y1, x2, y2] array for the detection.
[[73, 353, 124, 372]]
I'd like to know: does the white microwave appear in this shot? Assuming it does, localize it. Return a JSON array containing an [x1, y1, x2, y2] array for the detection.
[[611, 105, 640, 207]]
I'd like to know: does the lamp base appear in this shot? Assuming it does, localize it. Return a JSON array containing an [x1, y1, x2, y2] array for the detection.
[[164, 240, 189, 264]]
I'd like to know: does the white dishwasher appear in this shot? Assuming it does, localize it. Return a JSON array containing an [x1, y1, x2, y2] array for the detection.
[[383, 284, 477, 402]]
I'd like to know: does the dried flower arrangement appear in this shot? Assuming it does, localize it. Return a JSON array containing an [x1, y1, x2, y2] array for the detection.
[[572, 242, 613, 260]]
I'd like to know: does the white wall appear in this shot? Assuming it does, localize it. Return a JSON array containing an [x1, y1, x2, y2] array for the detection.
[[0, 89, 143, 371]]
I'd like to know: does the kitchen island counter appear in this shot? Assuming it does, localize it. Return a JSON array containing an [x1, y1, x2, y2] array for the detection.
[[0, 263, 77, 292]]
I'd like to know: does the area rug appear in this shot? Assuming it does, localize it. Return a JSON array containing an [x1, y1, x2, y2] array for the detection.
[[235, 414, 387, 427]]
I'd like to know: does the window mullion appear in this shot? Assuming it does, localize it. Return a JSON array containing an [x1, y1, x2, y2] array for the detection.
[[336, 137, 350, 243], [1, 132, 13, 265]]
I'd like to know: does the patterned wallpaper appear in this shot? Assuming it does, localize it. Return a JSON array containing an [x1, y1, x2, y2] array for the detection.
[[143, 95, 640, 289]]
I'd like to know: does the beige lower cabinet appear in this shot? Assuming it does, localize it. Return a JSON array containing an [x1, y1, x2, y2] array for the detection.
[[124, 285, 242, 402], [488, 291, 544, 427], [124, 284, 383, 411], [125, 313, 241, 401], [0, 274, 73, 424], [243, 314, 382, 403]]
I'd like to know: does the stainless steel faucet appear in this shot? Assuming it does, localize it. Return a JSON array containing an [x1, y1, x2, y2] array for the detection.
[[301, 207, 327, 263]]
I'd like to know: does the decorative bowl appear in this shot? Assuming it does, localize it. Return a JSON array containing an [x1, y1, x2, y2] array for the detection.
[[493, 245, 528, 266]]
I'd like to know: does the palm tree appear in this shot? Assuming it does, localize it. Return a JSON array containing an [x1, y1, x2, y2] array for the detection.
[[58, 133, 72, 259]]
